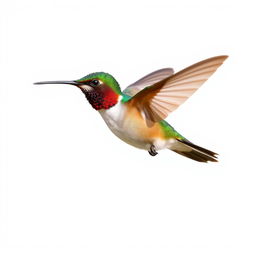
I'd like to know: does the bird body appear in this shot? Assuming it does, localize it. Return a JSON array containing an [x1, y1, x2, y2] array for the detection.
[[35, 55, 228, 162], [99, 100, 181, 151]]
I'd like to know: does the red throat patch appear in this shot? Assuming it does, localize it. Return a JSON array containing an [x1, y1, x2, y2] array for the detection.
[[84, 86, 119, 110]]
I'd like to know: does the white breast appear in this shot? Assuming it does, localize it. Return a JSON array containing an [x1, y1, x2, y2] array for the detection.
[[99, 102, 150, 149]]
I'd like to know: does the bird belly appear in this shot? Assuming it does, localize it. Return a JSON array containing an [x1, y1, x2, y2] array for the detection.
[[99, 103, 171, 150]]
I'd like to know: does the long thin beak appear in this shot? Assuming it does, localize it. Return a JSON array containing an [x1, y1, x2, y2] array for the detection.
[[34, 80, 81, 86]]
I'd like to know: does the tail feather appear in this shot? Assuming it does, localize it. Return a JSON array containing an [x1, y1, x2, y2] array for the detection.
[[171, 139, 218, 163]]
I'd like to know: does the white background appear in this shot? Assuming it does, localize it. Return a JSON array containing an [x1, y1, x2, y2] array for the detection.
[[1, 0, 256, 255]]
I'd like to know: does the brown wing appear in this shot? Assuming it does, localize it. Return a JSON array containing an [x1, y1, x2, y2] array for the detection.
[[123, 68, 174, 97], [128, 55, 228, 123]]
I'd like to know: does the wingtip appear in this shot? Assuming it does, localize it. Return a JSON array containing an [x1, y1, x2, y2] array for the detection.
[[217, 55, 229, 61], [221, 55, 229, 60]]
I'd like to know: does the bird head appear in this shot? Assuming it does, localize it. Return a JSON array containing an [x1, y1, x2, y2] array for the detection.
[[34, 72, 122, 110]]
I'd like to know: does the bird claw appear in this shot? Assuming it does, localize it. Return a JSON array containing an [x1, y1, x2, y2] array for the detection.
[[148, 145, 158, 156]]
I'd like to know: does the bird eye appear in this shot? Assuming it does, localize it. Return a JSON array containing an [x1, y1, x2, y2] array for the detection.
[[91, 79, 99, 86]]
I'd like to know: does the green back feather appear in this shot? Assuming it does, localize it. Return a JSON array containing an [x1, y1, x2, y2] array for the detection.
[[159, 120, 185, 140]]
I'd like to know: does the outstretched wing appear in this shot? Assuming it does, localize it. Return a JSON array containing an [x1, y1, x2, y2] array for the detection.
[[123, 68, 174, 97], [127, 55, 228, 123]]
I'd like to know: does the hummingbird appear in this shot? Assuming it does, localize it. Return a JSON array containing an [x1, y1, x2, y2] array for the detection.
[[35, 55, 228, 162]]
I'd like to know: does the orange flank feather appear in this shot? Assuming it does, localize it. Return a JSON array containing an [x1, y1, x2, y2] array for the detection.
[[123, 102, 167, 140]]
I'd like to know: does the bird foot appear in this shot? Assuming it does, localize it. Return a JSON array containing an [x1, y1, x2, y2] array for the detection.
[[148, 145, 158, 156]]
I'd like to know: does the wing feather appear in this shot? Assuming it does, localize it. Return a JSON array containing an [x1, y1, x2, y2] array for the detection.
[[129, 55, 228, 123], [123, 68, 174, 97]]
